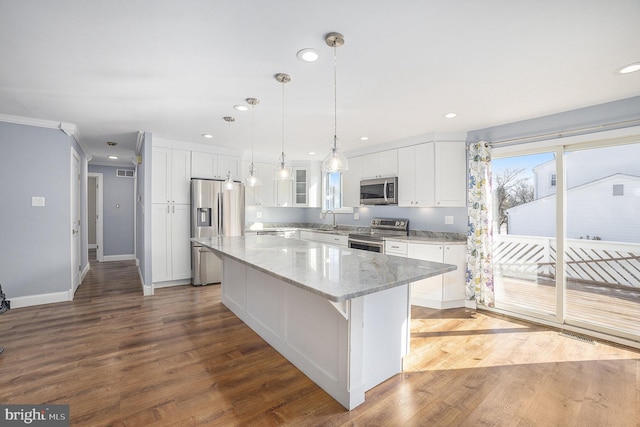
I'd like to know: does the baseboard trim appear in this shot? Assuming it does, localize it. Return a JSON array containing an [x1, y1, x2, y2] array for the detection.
[[103, 254, 135, 262], [153, 280, 191, 289], [137, 262, 154, 296], [80, 263, 90, 285], [9, 291, 71, 309]]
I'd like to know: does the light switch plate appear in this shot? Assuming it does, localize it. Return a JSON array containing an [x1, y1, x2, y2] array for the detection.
[[445, 215, 454, 224], [32, 196, 45, 207], [256, 211, 262, 219]]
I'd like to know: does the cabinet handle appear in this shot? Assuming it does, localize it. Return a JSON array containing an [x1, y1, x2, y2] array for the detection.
[[167, 205, 170, 213], [391, 245, 400, 249], [172, 204, 175, 213]]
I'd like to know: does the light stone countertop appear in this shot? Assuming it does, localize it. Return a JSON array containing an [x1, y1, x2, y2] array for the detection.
[[192, 235, 456, 302]]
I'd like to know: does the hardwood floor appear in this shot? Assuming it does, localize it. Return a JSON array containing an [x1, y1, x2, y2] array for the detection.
[[0, 255, 638, 426]]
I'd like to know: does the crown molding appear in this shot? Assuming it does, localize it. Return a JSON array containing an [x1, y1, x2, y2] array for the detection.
[[0, 113, 90, 157]]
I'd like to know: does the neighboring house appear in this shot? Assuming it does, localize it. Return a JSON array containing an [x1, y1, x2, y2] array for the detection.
[[533, 144, 640, 199], [507, 173, 640, 243]]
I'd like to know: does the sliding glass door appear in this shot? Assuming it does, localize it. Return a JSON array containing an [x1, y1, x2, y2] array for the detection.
[[491, 140, 640, 342], [491, 152, 558, 319], [563, 143, 640, 338]]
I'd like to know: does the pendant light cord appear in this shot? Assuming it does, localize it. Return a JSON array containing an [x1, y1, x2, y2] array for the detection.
[[281, 79, 286, 160], [333, 44, 338, 148], [251, 104, 255, 164]]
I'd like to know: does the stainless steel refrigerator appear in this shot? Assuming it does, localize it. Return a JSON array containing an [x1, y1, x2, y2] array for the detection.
[[191, 179, 245, 285]]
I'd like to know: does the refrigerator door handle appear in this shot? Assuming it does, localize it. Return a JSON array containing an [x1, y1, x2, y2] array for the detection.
[[218, 192, 223, 236]]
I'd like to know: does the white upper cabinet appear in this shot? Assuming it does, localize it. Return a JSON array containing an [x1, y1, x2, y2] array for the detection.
[[361, 149, 397, 179], [191, 151, 239, 180], [244, 161, 275, 206], [397, 141, 466, 208], [434, 142, 467, 207], [152, 147, 191, 204], [398, 143, 435, 207], [343, 156, 363, 207]]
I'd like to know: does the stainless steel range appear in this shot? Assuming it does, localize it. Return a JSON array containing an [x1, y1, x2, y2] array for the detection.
[[348, 218, 409, 253]]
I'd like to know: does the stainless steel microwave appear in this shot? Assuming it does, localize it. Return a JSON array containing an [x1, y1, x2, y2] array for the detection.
[[360, 177, 398, 205]]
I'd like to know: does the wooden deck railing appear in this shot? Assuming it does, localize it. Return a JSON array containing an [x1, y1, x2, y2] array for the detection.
[[493, 235, 640, 289]]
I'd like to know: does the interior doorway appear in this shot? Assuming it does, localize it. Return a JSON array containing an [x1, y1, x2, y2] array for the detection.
[[88, 172, 104, 262]]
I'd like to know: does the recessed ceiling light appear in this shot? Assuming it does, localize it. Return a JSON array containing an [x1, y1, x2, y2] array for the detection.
[[234, 105, 249, 111], [297, 48, 319, 62], [360, 136, 369, 141], [308, 151, 316, 155], [202, 134, 213, 139], [617, 62, 640, 74], [108, 155, 118, 160], [444, 113, 457, 119]]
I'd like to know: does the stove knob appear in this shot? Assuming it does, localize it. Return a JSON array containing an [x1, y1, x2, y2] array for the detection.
[[395, 221, 400, 226]]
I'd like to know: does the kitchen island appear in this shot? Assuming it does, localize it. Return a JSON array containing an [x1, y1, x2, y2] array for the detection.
[[192, 235, 456, 409]]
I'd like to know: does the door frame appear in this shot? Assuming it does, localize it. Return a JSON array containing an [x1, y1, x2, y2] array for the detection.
[[88, 172, 104, 262], [70, 147, 81, 295]]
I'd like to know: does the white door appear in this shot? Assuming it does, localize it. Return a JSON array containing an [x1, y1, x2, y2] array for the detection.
[[71, 148, 81, 294]]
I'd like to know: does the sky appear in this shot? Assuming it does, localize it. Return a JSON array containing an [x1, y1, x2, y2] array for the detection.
[[491, 152, 555, 181]]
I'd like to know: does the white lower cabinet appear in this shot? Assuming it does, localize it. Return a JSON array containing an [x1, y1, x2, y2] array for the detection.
[[407, 242, 466, 309], [152, 203, 191, 283]]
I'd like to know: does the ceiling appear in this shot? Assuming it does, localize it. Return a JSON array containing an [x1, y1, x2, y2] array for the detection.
[[1, 0, 639, 167]]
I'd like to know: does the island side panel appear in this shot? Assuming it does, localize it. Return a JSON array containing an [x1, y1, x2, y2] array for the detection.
[[362, 284, 410, 390], [220, 255, 365, 410]]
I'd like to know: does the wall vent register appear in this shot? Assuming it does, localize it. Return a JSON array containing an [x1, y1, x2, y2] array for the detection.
[[116, 169, 135, 178]]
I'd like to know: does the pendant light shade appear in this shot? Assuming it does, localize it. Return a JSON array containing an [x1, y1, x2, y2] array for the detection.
[[244, 97, 262, 187], [322, 32, 349, 173], [275, 73, 293, 181]]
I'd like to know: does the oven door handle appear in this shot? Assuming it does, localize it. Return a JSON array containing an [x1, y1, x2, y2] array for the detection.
[[348, 238, 384, 248]]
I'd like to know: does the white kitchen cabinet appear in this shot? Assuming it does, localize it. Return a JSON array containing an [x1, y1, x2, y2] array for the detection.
[[275, 178, 293, 207], [191, 151, 240, 180], [342, 156, 362, 207], [384, 240, 408, 257], [299, 230, 348, 247], [293, 165, 323, 207], [434, 142, 467, 207], [152, 147, 191, 204], [151, 203, 191, 283], [408, 242, 466, 309], [361, 150, 397, 179], [244, 161, 275, 206], [398, 144, 435, 207], [397, 141, 466, 208], [293, 168, 308, 206]]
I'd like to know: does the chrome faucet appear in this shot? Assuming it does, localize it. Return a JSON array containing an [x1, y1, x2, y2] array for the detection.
[[322, 210, 337, 229]]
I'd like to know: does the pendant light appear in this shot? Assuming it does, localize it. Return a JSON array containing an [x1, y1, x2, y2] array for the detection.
[[275, 73, 293, 180], [322, 32, 349, 173], [245, 97, 262, 187], [223, 116, 236, 190]]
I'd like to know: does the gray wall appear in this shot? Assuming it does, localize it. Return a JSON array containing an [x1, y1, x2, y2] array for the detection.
[[0, 121, 87, 299], [88, 164, 135, 256]]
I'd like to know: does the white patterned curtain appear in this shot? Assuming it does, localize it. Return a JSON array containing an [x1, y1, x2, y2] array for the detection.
[[466, 142, 495, 307]]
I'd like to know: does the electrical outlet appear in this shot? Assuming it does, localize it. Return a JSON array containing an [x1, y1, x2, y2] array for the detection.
[[354, 212, 360, 220], [445, 215, 454, 225], [256, 211, 262, 219]]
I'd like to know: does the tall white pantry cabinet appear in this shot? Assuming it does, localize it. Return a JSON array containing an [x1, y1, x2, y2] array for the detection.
[[151, 147, 192, 284]]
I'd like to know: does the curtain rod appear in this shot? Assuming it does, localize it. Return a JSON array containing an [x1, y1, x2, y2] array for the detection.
[[485, 118, 640, 148]]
